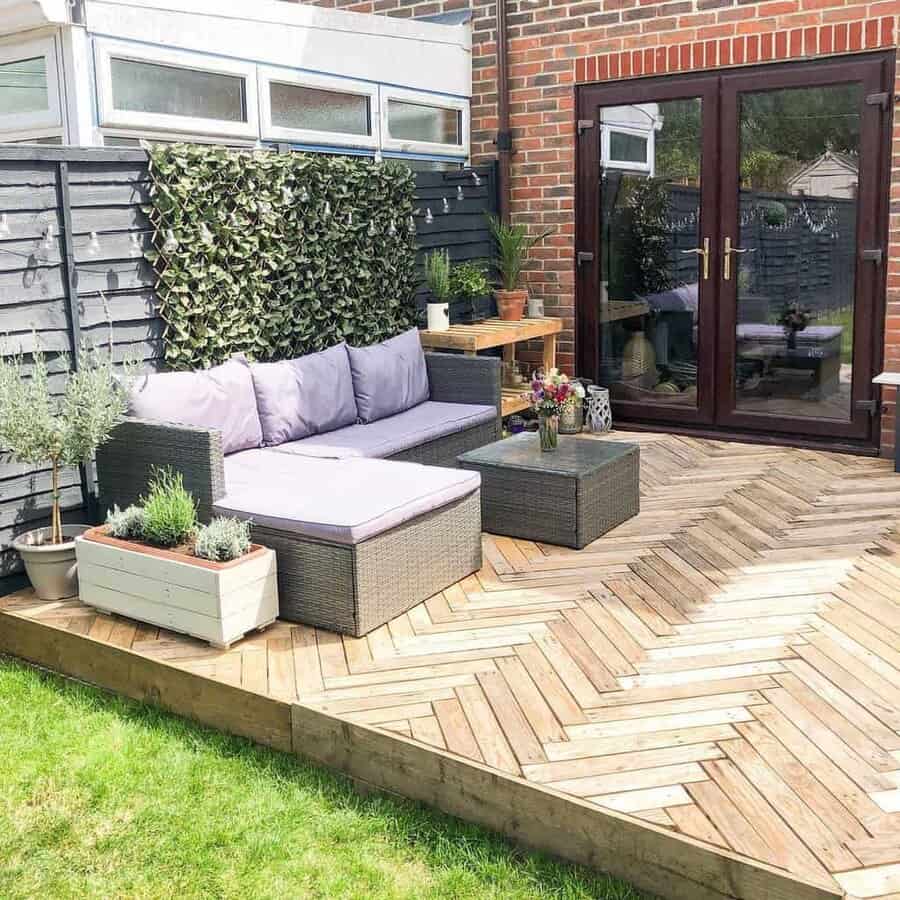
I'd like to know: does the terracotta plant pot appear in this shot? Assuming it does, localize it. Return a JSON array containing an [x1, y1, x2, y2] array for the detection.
[[495, 289, 528, 321]]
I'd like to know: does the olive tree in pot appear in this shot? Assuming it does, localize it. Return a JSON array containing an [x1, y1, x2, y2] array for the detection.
[[0, 347, 129, 600], [487, 214, 553, 321]]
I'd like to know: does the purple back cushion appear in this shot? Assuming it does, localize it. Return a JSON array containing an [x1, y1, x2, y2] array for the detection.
[[128, 357, 262, 455], [250, 342, 358, 446], [346, 328, 429, 423]]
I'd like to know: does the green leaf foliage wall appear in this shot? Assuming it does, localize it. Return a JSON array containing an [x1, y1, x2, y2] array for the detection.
[[145, 145, 418, 370]]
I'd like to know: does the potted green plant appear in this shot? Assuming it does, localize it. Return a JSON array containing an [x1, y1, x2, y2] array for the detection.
[[75, 467, 277, 649], [0, 346, 129, 600], [487, 214, 553, 321], [424, 248, 452, 332], [450, 260, 491, 323]]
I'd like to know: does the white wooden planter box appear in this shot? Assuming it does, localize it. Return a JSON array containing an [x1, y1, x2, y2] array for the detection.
[[75, 527, 278, 649]]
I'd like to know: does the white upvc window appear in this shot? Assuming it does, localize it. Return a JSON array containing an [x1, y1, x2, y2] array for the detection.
[[258, 68, 379, 151], [380, 86, 468, 158], [601, 124, 654, 175], [0, 35, 62, 136], [94, 40, 259, 141]]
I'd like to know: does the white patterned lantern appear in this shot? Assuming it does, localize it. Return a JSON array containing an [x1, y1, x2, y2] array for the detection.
[[586, 386, 612, 433]]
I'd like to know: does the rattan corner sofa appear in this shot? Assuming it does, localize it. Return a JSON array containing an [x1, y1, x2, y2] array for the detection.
[[96, 330, 502, 637]]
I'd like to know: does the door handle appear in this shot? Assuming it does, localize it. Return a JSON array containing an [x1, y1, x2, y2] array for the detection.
[[723, 236, 754, 281], [681, 237, 710, 280]]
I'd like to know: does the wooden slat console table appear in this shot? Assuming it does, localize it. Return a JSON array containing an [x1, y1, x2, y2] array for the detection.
[[419, 317, 563, 417]]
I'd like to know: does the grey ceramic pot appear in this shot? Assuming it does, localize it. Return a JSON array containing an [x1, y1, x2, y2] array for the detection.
[[12, 524, 90, 600]]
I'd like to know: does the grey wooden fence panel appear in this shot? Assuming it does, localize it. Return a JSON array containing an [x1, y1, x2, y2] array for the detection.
[[0, 149, 496, 583]]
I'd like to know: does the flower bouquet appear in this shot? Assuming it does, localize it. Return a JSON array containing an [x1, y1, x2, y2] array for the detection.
[[526, 369, 584, 451], [778, 301, 813, 349]]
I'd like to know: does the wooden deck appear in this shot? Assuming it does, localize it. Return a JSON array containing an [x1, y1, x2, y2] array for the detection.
[[2, 432, 900, 900]]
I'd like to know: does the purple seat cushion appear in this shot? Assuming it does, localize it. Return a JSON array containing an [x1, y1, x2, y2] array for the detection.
[[128, 357, 262, 455], [272, 401, 497, 460], [217, 450, 480, 545], [346, 327, 429, 423], [250, 343, 357, 446]]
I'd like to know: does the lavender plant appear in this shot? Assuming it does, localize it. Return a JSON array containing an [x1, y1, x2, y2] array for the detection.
[[194, 517, 252, 562], [0, 346, 130, 545]]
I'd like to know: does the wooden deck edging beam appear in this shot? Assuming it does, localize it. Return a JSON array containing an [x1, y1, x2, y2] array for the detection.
[[288, 705, 842, 900], [0, 608, 844, 900], [0, 611, 293, 753]]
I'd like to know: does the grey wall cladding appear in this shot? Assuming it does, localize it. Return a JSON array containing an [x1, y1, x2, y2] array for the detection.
[[0, 147, 497, 584]]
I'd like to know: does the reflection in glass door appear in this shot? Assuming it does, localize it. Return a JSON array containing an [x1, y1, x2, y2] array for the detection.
[[731, 83, 861, 422], [598, 97, 707, 414], [577, 54, 890, 447]]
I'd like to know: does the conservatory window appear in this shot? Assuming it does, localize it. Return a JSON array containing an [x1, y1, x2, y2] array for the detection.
[[259, 69, 378, 149], [95, 41, 258, 140], [381, 88, 468, 157], [0, 38, 61, 135], [110, 59, 247, 122]]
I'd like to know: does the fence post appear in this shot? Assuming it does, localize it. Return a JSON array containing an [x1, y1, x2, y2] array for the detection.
[[56, 159, 98, 523]]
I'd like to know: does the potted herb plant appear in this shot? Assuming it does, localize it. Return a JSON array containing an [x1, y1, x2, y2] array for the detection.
[[487, 214, 553, 321], [450, 260, 492, 323], [424, 249, 452, 332], [0, 346, 129, 600], [75, 467, 277, 649]]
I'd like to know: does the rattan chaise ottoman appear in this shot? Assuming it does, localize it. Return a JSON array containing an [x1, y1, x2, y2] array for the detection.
[[458, 434, 639, 549]]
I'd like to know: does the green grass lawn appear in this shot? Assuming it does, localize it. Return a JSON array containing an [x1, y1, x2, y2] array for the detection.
[[0, 657, 651, 900]]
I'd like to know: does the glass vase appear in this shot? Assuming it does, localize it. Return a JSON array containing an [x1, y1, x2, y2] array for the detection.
[[538, 414, 559, 452]]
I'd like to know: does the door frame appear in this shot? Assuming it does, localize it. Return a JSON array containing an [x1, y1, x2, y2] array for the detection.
[[576, 72, 721, 426], [574, 51, 894, 450], [715, 53, 892, 440]]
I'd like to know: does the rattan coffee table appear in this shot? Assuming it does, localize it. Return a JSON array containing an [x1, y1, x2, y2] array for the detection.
[[458, 433, 640, 549]]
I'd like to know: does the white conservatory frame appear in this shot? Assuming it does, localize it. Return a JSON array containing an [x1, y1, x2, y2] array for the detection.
[[0, 32, 63, 139], [93, 39, 259, 141]]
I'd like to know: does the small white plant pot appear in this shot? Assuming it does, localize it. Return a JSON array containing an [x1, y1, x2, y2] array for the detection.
[[75, 527, 279, 649], [427, 302, 450, 331], [13, 524, 90, 600]]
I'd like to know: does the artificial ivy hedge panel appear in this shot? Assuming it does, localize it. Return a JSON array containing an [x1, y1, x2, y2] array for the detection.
[[145, 145, 418, 370]]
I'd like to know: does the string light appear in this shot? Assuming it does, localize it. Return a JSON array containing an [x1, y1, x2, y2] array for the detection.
[[86, 231, 101, 257], [347, 210, 353, 227], [199, 222, 214, 245], [0, 214, 10, 239], [129, 233, 143, 258], [367, 220, 377, 237], [298, 186, 309, 202], [471, 171, 481, 186], [387, 219, 396, 237], [457, 185, 464, 201], [424, 208, 434, 224], [39, 224, 55, 256], [162, 230, 178, 254], [407, 216, 416, 235], [281, 185, 294, 204], [442, 197, 450, 214], [323, 200, 331, 218]]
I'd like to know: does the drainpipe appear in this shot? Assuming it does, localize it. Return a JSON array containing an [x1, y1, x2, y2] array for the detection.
[[495, 0, 512, 222]]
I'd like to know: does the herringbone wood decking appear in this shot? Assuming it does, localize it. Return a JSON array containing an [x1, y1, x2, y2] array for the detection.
[[3, 432, 900, 898]]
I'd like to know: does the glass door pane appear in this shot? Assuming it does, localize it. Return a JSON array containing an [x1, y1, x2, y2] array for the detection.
[[732, 83, 861, 421], [598, 98, 705, 412]]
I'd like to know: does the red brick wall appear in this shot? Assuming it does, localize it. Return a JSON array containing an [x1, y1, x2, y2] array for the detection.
[[306, 0, 899, 457]]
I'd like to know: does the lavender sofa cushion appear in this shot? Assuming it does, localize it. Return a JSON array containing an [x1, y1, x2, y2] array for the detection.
[[217, 450, 480, 545], [250, 343, 357, 446], [346, 327, 429, 423], [273, 401, 497, 460], [128, 357, 262, 455]]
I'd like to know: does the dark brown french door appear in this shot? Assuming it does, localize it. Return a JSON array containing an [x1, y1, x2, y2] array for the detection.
[[576, 52, 893, 446]]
